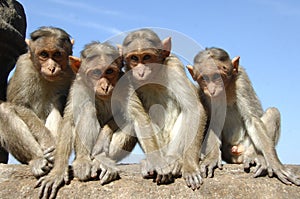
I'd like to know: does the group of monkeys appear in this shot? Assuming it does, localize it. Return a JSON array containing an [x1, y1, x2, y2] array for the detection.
[[0, 26, 299, 199]]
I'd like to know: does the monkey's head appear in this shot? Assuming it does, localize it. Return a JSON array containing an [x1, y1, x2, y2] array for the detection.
[[70, 42, 122, 100], [28, 27, 73, 82], [187, 47, 239, 98], [121, 29, 171, 83]]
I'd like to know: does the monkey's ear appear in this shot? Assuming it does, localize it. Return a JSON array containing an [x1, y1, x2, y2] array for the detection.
[[232, 56, 240, 74], [69, 56, 81, 73], [71, 39, 75, 45], [25, 39, 30, 46], [162, 37, 171, 58], [116, 44, 123, 56], [186, 65, 197, 81]]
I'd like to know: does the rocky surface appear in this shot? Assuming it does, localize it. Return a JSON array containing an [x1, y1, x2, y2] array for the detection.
[[0, 163, 299, 199]]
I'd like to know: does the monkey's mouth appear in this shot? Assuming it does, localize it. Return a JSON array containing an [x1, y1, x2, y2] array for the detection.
[[42, 73, 62, 81], [96, 93, 112, 100]]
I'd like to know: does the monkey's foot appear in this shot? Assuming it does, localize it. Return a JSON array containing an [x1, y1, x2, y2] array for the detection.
[[199, 147, 223, 178], [141, 155, 181, 184], [72, 157, 92, 181], [183, 169, 203, 190], [91, 154, 119, 185]]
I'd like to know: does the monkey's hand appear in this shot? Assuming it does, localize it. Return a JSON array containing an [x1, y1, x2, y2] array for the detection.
[[72, 157, 92, 181], [199, 146, 223, 178], [29, 157, 53, 177], [35, 167, 69, 199], [91, 153, 120, 185], [43, 146, 55, 166]]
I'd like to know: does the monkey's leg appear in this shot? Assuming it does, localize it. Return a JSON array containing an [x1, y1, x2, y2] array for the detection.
[[0, 103, 52, 177], [107, 124, 137, 162], [200, 129, 222, 178], [247, 107, 281, 177], [13, 105, 55, 150], [0, 59, 15, 164], [260, 107, 280, 146]]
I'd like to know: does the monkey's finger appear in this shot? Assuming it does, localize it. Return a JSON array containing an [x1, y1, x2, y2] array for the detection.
[[276, 173, 292, 185], [267, 168, 274, 178], [243, 160, 251, 170], [35, 177, 44, 188], [38, 180, 52, 199], [218, 159, 223, 170], [277, 169, 294, 185], [185, 175, 192, 187], [253, 165, 264, 178], [64, 172, 70, 184], [199, 165, 208, 178], [207, 166, 214, 178], [100, 171, 115, 185], [43, 146, 55, 155], [91, 164, 99, 178], [192, 174, 203, 190], [49, 181, 61, 199], [99, 167, 108, 181], [188, 176, 199, 190], [156, 174, 162, 184]]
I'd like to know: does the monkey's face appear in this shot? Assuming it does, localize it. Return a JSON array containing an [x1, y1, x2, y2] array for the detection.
[[32, 37, 70, 82], [191, 62, 225, 98], [125, 49, 164, 83], [85, 62, 120, 100]]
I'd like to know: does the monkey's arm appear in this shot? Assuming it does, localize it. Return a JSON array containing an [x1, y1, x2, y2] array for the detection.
[[35, 117, 74, 199], [236, 71, 300, 185], [199, 129, 223, 178], [166, 59, 206, 189]]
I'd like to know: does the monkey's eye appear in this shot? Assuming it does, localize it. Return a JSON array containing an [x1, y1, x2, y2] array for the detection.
[[88, 69, 102, 79], [143, 54, 151, 61], [130, 55, 139, 62], [105, 68, 114, 75], [201, 75, 210, 82], [212, 73, 221, 81], [40, 51, 49, 59], [53, 51, 62, 59]]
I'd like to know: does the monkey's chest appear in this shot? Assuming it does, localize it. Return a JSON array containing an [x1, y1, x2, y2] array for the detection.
[[139, 89, 180, 132], [222, 105, 246, 144]]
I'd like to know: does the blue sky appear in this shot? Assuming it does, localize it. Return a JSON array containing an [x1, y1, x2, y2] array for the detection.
[[11, 0, 300, 164]]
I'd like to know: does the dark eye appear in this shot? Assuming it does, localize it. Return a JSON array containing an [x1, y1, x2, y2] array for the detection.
[[40, 51, 49, 58], [143, 54, 151, 61], [131, 55, 138, 61], [53, 51, 62, 58], [105, 68, 114, 75], [212, 73, 221, 81], [202, 75, 210, 82], [88, 69, 102, 79]]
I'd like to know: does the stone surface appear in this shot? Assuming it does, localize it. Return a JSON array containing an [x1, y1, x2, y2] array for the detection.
[[0, 163, 299, 199]]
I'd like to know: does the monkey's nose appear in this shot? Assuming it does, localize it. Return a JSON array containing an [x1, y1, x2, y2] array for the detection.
[[48, 67, 56, 74], [102, 85, 109, 93]]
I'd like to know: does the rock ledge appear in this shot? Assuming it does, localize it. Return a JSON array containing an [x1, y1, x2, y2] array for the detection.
[[0, 164, 299, 199]]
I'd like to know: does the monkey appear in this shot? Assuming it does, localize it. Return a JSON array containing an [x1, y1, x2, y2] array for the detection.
[[0, 0, 27, 163], [187, 47, 300, 185], [36, 42, 137, 199], [117, 28, 207, 190], [0, 27, 74, 177]]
